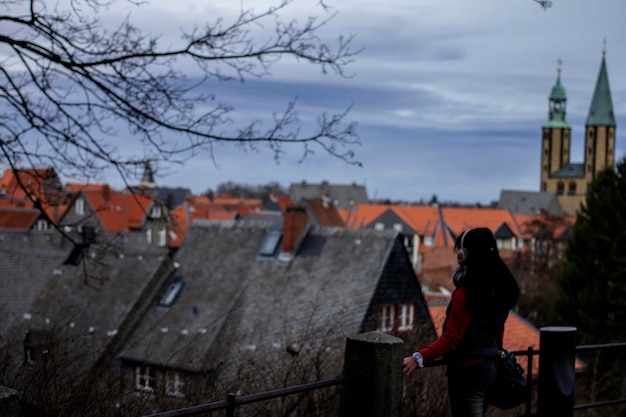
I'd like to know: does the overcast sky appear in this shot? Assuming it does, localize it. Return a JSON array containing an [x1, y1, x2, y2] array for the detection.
[[105, 0, 626, 204]]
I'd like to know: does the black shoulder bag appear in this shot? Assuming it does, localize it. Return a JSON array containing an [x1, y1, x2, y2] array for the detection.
[[486, 315, 527, 410], [487, 349, 527, 409]]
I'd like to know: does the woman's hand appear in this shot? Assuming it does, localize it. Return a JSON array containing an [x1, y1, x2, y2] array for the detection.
[[403, 356, 418, 375]]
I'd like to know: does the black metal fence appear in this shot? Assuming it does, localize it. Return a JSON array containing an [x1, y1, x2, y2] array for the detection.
[[144, 329, 626, 417]]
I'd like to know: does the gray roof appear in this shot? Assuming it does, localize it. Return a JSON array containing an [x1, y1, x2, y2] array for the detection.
[[119, 220, 417, 377], [498, 190, 564, 215], [289, 181, 368, 209], [550, 163, 584, 178], [0, 231, 74, 335], [1, 229, 170, 376]]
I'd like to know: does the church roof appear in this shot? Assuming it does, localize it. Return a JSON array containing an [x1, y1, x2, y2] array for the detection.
[[551, 163, 584, 178], [543, 65, 570, 129], [586, 53, 615, 126]]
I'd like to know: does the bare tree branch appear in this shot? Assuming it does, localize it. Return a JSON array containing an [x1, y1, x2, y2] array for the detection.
[[0, 0, 361, 183]]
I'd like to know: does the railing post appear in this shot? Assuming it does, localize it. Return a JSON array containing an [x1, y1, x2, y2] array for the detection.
[[537, 326, 576, 417], [339, 331, 404, 417], [0, 386, 20, 417]]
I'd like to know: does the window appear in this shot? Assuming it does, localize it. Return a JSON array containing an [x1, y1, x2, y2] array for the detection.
[[258, 229, 282, 257], [146, 228, 152, 244], [423, 236, 433, 247], [374, 222, 384, 231], [75, 198, 85, 216], [393, 223, 403, 232], [556, 182, 564, 195], [398, 304, 414, 331], [568, 182, 576, 196], [166, 372, 185, 397], [35, 219, 48, 231], [135, 366, 156, 392], [159, 279, 184, 307], [158, 228, 167, 247], [379, 305, 394, 332], [150, 205, 162, 218]]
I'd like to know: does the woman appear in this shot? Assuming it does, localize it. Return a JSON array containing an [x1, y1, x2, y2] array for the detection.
[[403, 227, 519, 417]]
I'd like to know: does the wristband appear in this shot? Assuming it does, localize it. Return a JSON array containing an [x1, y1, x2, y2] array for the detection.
[[412, 351, 424, 368]]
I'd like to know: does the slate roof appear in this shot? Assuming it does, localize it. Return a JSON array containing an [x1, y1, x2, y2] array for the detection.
[[550, 163, 585, 178], [0, 231, 74, 335], [14, 232, 171, 375], [586, 54, 616, 126], [498, 190, 564, 216], [289, 181, 368, 209], [119, 220, 425, 380]]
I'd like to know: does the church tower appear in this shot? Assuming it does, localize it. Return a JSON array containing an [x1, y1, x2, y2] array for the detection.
[[540, 61, 571, 192], [583, 48, 616, 188], [539, 49, 617, 215]]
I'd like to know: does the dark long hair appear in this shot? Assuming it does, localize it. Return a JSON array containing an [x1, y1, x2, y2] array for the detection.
[[458, 228, 519, 316]]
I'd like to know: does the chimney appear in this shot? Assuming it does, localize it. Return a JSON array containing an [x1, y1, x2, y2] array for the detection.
[[282, 205, 308, 256], [102, 184, 111, 202]]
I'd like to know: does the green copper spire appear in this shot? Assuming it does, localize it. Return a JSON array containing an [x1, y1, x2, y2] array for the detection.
[[543, 60, 570, 129], [586, 49, 616, 126]]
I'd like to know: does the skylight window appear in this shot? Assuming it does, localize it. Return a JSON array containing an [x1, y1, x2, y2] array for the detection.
[[258, 229, 282, 257], [159, 278, 184, 307]]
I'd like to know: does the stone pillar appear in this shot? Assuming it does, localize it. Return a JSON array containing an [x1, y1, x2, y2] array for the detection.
[[339, 331, 404, 417], [537, 326, 577, 417]]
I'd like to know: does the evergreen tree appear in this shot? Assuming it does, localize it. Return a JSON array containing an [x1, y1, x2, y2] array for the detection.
[[555, 157, 626, 343]]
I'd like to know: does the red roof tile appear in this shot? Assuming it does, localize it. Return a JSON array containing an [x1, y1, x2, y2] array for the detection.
[[441, 207, 521, 239], [306, 199, 345, 227], [83, 189, 154, 232], [0, 207, 40, 229]]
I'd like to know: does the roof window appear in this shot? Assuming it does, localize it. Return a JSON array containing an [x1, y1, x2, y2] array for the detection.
[[258, 229, 282, 257], [159, 278, 184, 307]]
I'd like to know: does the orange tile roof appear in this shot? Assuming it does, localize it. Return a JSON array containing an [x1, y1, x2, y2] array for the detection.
[[306, 199, 345, 227], [65, 182, 109, 192], [0, 207, 40, 229], [441, 207, 521, 239], [0, 168, 54, 196], [513, 214, 575, 240], [83, 189, 154, 232], [339, 204, 396, 229], [392, 205, 441, 235]]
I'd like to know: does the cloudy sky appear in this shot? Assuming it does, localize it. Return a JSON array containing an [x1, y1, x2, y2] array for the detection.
[[110, 0, 626, 204]]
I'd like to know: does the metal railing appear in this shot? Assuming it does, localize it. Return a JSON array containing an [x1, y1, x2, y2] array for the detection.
[[144, 331, 626, 417], [144, 376, 355, 417]]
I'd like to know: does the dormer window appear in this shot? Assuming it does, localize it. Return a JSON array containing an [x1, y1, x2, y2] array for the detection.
[[374, 223, 384, 231]]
